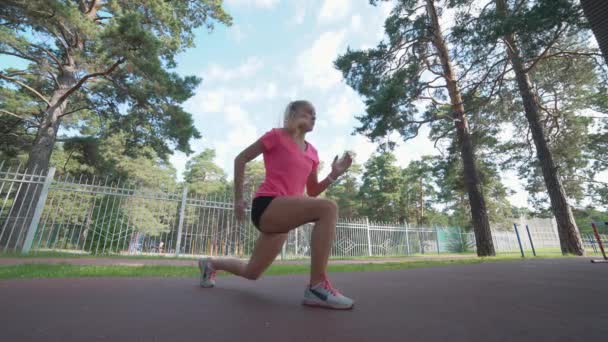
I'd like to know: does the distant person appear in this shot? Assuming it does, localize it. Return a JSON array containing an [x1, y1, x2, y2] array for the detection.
[[198, 100, 354, 310]]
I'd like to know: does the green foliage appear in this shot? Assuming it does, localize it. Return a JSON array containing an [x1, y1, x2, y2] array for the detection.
[[183, 148, 228, 196], [572, 207, 608, 235], [50, 132, 177, 189], [359, 150, 403, 222], [0, 0, 231, 166], [400, 156, 439, 226], [84, 195, 132, 253], [243, 160, 266, 197], [442, 228, 474, 253], [326, 154, 363, 218], [493, 37, 606, 212], [450, 0, 606, 220], [0, 256, 547, 280], [334, 1, 434, 144]]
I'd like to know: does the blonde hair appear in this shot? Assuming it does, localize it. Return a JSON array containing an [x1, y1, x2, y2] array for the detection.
[[283, 100, 312, 126]]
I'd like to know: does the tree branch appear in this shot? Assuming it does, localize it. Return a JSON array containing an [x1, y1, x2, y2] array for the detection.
[[47, 72, 59, 88], [461, 57, 509, 96], [86, 0, 100, 17], [574, 175, 608, 186], [531, 50, 604, 64], [524, 24, 568, 73], [0, 50, 40, 64], [59, 106, 91, 118], [3, 70, 28, 77], [0, 74, 51, 106], [0, 109, 39, 125], [419, 96, 450, 106], [456, 44, 500, 83], [49, 28, 70, 51], [433, 126, 452, 149], [34, 45, 63, 69], [55, 58, 126, 107], [422, 55, 446, 78]]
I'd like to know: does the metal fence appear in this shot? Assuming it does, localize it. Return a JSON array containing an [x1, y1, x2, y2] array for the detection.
[[0, 165, 604, 258]]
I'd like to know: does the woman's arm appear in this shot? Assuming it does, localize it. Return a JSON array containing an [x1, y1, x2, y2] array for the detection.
[[306, 153, 353, 197], [306, 169, 339, 197], [234, 140, 264, 219]]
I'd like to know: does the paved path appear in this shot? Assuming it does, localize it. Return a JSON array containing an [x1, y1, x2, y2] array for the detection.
[[0, 258, 606, 341], [0, 255, 474, 266]]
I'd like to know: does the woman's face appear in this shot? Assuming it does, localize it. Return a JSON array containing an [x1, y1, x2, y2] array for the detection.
[[291, 103, 316, 132]]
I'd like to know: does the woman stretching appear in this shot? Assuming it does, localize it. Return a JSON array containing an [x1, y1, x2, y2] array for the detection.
[[198, 100, 354, 310]]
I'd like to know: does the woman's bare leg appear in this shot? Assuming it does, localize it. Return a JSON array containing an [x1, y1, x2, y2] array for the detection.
[[209, 196, 337, 285], [211, 232, 287, 279], [255, 196, 338, 286]]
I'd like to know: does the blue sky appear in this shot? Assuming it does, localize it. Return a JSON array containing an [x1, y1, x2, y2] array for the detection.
[[169, 0, 529, 206], [0, 0, 531, 206], [171, 0, 397, 179]]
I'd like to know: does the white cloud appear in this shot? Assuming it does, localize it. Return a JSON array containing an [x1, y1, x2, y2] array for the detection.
[[225, 104, 249, 123], [187, 89, 226, 113], [214, 105, 259, 173], [375, 1, 394, 40], [169, 152, 189, 182], [229, 24, 246, 43], [225, 0, 280, 9], [203, 57, 263, 83], [296, 30, 346, 90], [187, 81, 278, 114], [324, 88, 363, 126], [350, 14, 362, 32], [317, 119, 329, 128], [292, 2, 307, 25], [393, 133, 439, 168], [351, 135, 377, 166], [242, 82, 278, 102], [170, 139, 207, 181], [318, 136, 347, 175], [342, 2, 393, 50], [318, 0, 352, 24], [502, 170, 529, 207]]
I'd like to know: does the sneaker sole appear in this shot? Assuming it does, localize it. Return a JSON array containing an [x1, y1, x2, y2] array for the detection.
[[302, 299, 354, 310], [198, 259, 214, 288]]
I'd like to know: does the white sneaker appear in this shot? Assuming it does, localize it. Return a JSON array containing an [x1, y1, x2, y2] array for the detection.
[[302, 277, 354, 310], [198, 258, 216, 288]]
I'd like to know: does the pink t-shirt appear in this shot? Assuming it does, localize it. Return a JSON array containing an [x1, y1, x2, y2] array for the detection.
[[254, 128, 320, 198]]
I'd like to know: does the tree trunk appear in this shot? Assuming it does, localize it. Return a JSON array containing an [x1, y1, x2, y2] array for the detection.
[[426, 0, 495, 256], [418, 177, 424, 225], [27, 99, 65, 171], [581, 0, 608, 65], [496, 0, 584, 256], [1, 68, 76, 251]]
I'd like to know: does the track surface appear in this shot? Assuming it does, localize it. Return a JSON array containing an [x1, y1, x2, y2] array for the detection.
[[0, 258, 606, 342]]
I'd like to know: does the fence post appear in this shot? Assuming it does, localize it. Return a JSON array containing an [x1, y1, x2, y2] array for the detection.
[[435, 226, 441, 254], [295, 227, 299, 257], [366, 217, 372, 256], [21, 167, 56, 254], [281, 240, 286, 260], [513, 223, 525, 258], [588, 233, 598, 253], [175, 187, 188, 257], [405, 222, 411, 256], [591, 223, 607, 261], [525, 225, 537, 256], [458, 226, 464, 249]]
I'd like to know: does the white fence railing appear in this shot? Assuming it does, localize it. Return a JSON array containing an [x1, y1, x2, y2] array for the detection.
[[0, 164, 603, 258]]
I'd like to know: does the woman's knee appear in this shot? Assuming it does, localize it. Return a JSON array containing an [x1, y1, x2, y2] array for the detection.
[[317, 199, 338, 218], [242, 267, 263, 280], [243, 271, 262, 280]]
